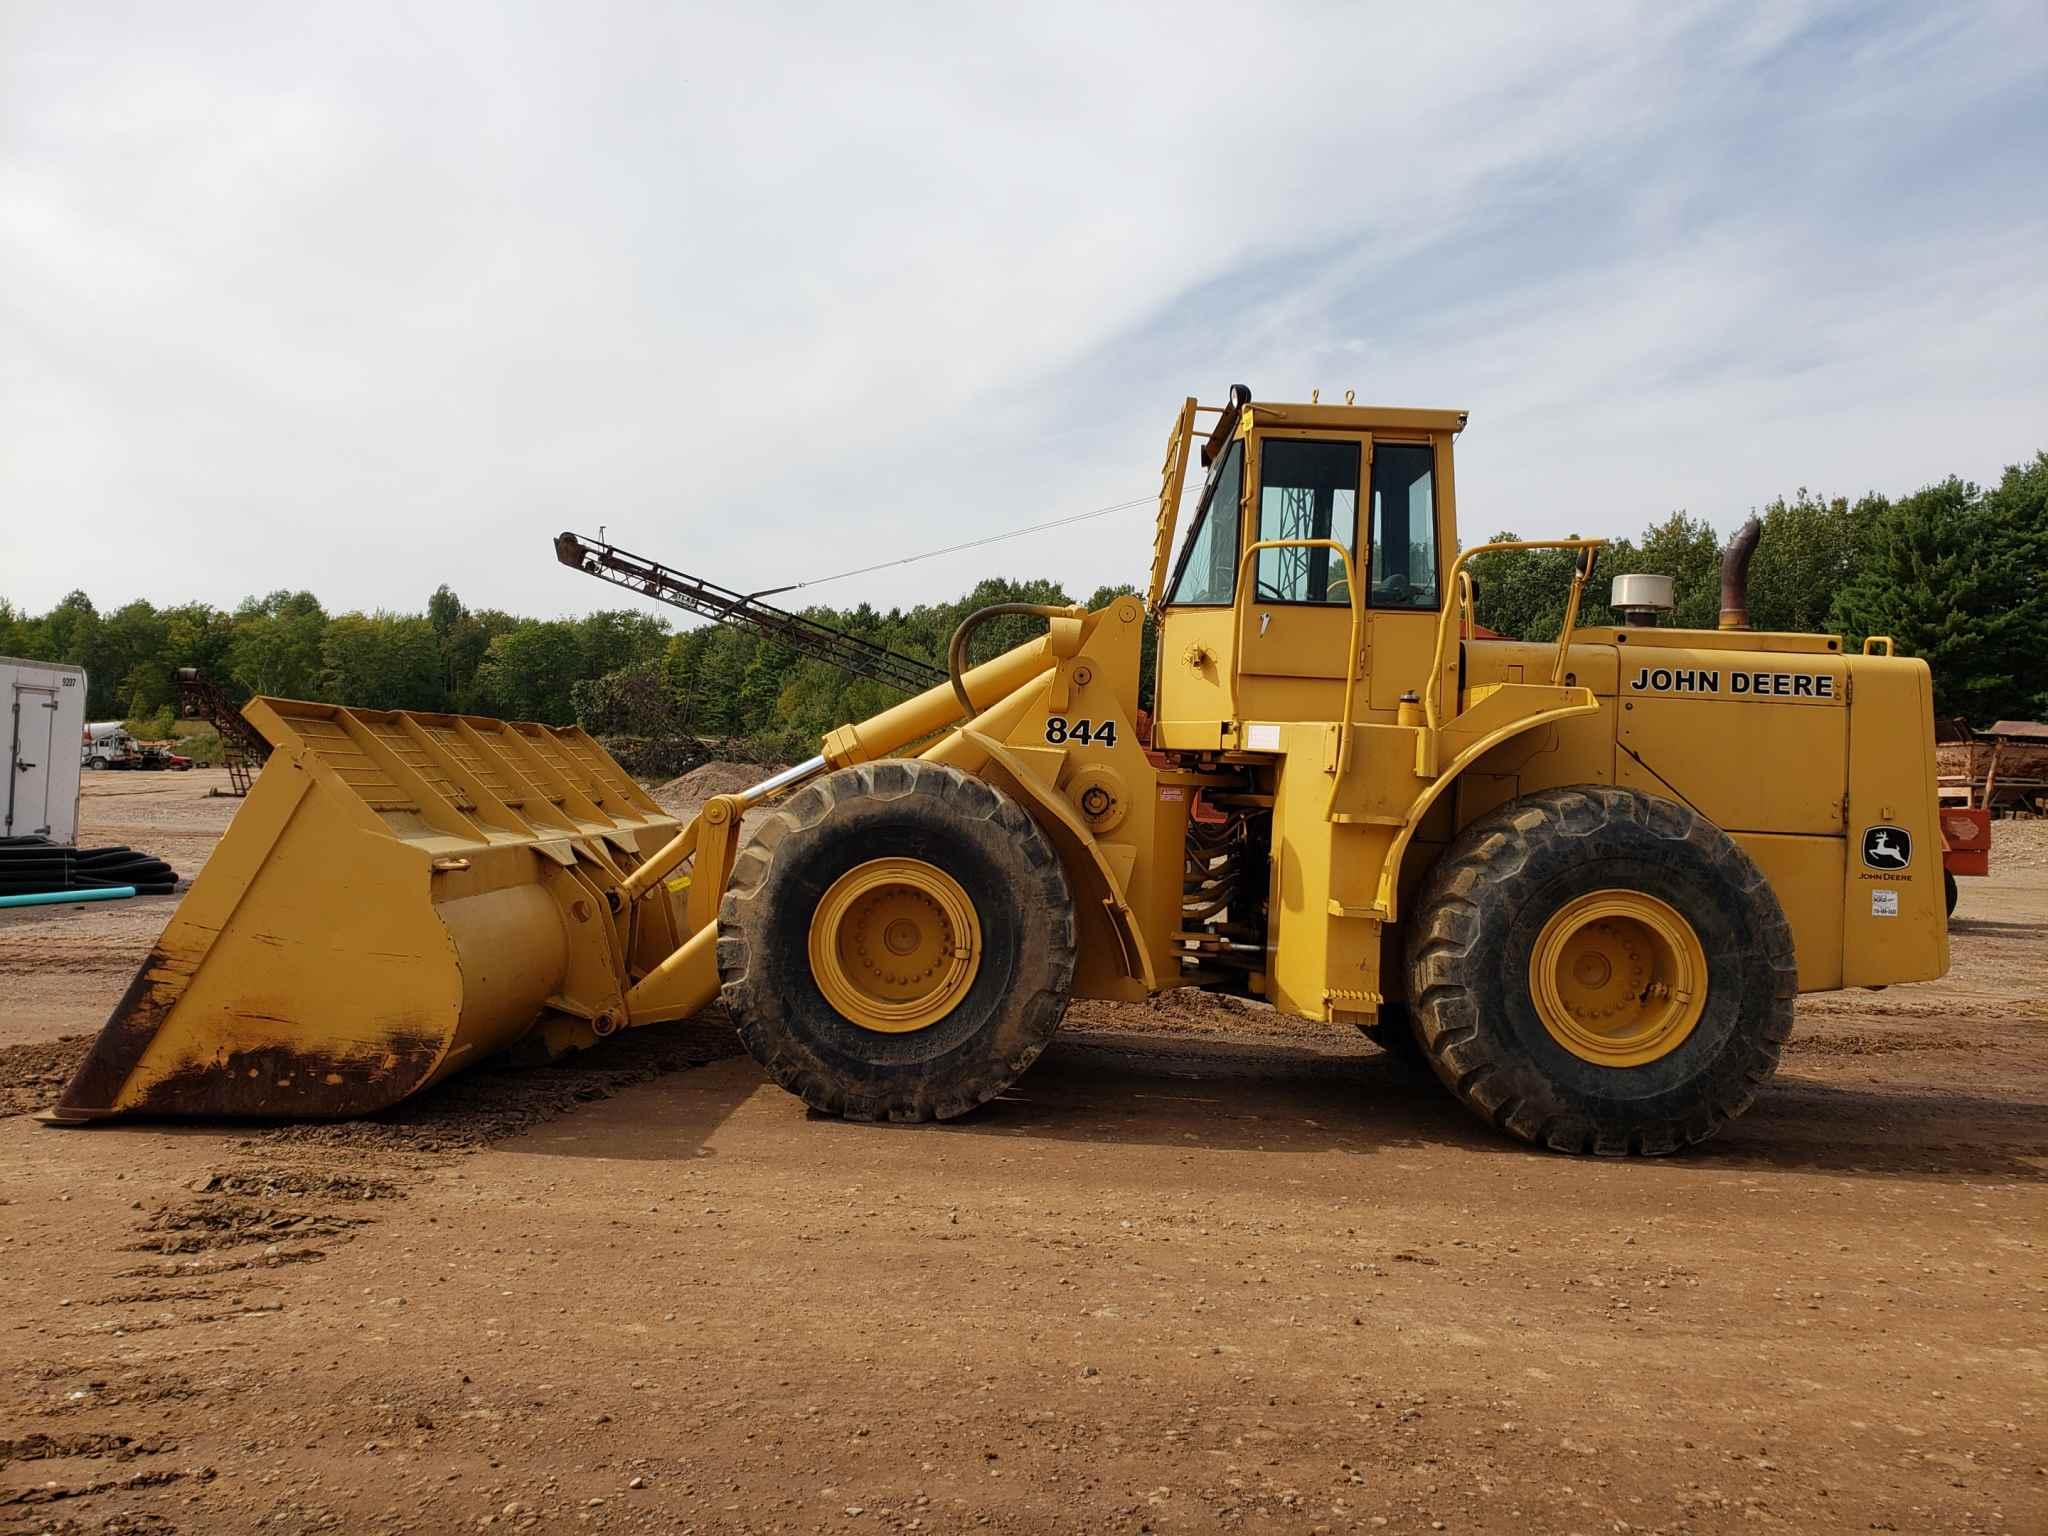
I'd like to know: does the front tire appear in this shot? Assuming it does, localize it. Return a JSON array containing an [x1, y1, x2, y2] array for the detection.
[[1407, 786, 1796, 1155], [718, 760, 1077, 1121]]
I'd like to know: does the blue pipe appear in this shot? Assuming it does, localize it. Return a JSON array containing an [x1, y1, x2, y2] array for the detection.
[[0, 886, 138, 909]]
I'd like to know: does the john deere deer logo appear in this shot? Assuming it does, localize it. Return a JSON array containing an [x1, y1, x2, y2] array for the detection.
[[1862, 826, 1912, 870]]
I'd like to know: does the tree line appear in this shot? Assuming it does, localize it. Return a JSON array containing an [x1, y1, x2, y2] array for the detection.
[[4, 449, 2040, 753], [0, 573, 1142, 760]]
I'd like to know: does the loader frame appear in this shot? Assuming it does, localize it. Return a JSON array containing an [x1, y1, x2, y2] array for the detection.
[[55, 387, 1950, 1129]]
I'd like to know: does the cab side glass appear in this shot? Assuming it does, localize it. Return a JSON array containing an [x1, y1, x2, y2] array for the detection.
[[1254, 439, 1360, 604], [1369, 442, 1439, 609], [1166, 441, 1244, 605]]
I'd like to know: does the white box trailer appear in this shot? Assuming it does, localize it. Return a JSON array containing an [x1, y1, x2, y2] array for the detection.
[[3, 656, 88, 844]]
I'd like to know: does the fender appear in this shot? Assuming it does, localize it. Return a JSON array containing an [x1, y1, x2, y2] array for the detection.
[[950, 728, 1160, 991], [1375, 686, 1602, 919]]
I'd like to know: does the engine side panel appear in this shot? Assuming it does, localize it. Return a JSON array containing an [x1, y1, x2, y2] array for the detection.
[[1457, 636, 1948, 995], [1841, 655, 1948, 985]]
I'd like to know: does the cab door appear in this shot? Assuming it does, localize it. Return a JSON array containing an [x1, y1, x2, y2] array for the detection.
[[1357, 437, 1449, 713], [1235, 430, 1367, 687], [1233, 432, 1450, 718]]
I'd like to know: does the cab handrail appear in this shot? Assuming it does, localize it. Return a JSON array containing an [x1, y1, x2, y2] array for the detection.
[[1423, 538, 1605, 736]]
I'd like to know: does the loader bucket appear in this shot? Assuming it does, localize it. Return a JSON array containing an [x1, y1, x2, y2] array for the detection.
[[50, 699, 683, 1122]]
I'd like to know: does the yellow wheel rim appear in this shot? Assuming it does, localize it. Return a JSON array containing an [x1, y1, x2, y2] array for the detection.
[[1529, 889, 1707, 1067], [808, 858, 982, 1033]]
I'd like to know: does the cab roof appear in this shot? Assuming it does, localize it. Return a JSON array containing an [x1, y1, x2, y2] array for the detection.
[[1239, 400, 1468, 434], [1194, 388, 1466, 467]]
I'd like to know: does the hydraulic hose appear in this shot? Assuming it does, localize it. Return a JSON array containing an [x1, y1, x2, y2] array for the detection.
[[947, 604, 1078, 722]]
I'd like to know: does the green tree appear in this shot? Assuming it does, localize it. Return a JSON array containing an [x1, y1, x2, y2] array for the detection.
[[1468, 534, 1581, 640], [577, 609, 670, 678], [474, 620, 584, 723], [1743, 490, 1887, 635], [1984, 453, 2048, 718], [684, 629, 755, 736], [444, 607, 519, 712], [124, 704, 177, 740], [228, 591, 329, 699], [737, 638, 799, 730], [320, 613, 448, 711], [0, 599, 27, 657], [100, 600, 172, 717], [427, 584, 464, 638], [162, 602, 238, 693], [1829, 465, 2048, 723]]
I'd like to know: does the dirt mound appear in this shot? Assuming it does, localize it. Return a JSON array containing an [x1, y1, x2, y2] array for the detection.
[[0, 1035, 93, 1118], [650, 759, 781, 814]]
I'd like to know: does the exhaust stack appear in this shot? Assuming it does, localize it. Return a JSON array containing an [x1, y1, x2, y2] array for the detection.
[[1718, 515, 1761, 631]]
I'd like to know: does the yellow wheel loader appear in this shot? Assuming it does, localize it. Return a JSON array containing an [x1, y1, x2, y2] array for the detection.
[[52, 389, 1950, 1153]]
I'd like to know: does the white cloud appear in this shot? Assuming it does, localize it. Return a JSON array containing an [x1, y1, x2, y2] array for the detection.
[[2, 0, 2042, 624]]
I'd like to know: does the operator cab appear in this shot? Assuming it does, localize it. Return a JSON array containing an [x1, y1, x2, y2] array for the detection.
[[1148, 387, 1468, 751]]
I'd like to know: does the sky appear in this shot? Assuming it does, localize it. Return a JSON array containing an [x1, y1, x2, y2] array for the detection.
[[3, 0, 2043, 624]]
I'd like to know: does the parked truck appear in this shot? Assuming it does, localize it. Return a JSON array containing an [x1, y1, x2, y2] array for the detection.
[[81, 721, 142, 771]]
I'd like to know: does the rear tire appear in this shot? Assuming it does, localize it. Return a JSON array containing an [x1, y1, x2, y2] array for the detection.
[[718, 760, 1077, 1121], [1944, 868, 1958, 917], [1406, 786, 1796, 1155]]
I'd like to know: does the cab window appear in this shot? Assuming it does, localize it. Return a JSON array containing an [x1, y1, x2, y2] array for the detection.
[[1253, 439, 1360, 604], [1369, 442, 1439, 609], [1165, 440, 1243, 606]]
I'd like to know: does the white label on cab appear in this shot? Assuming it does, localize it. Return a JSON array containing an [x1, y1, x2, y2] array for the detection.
[[1871, 889, 1899, 917], [1245, 723, 1282, 751]]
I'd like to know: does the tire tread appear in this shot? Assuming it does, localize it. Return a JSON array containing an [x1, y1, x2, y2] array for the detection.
[[1407, 785, 1797, 1156], [718, 760, 1077, 1122]]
